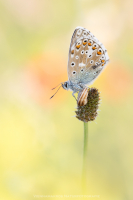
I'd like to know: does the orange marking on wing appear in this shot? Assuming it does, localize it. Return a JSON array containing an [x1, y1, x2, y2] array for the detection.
[[101, 60, 105, 63], [97, 51, 102, 55], [92, 46, 97, 50], [76, 44, 81, 49], [83, 41, 87, 45], [71, 50, 74, 54], [88, 43, 92, 46], [102, 63, 104, 66]]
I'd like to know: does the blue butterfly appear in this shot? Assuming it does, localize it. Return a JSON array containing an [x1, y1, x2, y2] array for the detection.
[[51, 27, 109, 105]]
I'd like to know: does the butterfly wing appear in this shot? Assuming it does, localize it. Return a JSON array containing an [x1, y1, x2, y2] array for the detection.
[[67, 27, 109, 85]]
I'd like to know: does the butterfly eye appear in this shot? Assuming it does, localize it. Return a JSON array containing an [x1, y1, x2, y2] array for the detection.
[[81, 50, 84, 55], [76, 55, 79, 59], [90, 60, 94, 64], [72, 71, 76, 75], [88, 40, 93, 46], [64, 82, 68, 88], [92, 44, 98, 50], [97, 48, 103, 55], [71, 62, 75, 67]]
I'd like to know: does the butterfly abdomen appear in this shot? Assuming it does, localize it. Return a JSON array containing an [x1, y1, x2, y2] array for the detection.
[[77, 87, 88, 106]]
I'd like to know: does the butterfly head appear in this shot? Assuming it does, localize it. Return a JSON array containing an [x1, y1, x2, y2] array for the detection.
[[62, 81, 70, 90], [50, 81, 70, 99]]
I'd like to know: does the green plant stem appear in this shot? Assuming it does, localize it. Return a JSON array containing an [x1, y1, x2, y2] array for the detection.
[[82, 122, 88, 193]]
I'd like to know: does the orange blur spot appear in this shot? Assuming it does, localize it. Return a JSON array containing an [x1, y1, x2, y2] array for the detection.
[[88, 43, 92, 46], [102, 63, 104, 66], [92, 46, 96, 50], [24, 51, 67, 107], [101, 60, 105, 63]]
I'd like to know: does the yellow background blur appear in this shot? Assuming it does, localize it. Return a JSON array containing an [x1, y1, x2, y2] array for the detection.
[[0, 0, 133, 199]]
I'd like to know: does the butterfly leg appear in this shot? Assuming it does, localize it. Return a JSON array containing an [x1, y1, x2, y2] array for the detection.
[[72, 92, 77, 101]]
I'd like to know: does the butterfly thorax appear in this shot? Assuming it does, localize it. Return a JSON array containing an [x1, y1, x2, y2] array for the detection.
[[62, 81, 86, 93]]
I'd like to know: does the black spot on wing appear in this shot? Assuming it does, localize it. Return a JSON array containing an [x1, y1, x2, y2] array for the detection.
[[92, 62, 101, 69], [92, 65, 97, 69]]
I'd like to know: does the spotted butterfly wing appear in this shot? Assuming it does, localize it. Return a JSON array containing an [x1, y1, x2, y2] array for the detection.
[[67, 27, 109, 85]]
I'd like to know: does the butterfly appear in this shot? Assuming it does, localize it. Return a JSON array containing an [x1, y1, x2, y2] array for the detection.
[[51, 27, 109, 105]]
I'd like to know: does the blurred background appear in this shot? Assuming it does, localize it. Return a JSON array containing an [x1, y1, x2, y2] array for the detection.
[[0, 0, 133, 199]]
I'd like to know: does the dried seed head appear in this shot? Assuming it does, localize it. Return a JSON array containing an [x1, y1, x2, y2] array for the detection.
[[75, 88, 100, 122]]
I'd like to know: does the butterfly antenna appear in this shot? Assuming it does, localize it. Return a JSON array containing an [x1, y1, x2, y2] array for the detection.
[[50, 85, 62, 99], [51, 82, 64, 90]]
